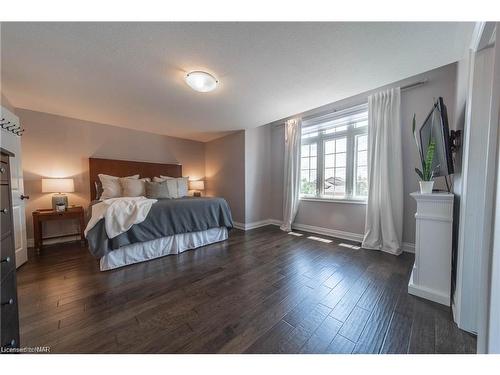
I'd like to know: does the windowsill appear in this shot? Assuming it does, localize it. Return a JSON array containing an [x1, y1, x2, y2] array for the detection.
[[300, 197, 367, 205]]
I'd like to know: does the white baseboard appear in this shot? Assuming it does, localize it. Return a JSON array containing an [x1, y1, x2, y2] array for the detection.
[[234, 218, 415, 254], [290, 222, 364, 244], [268, 219, 282, 227], [27, 235, 81, 248], [402, 242, 415, 254], [233, 219, 274, 231], [232, 221, 246, 230], [408, 268, 450, 306]]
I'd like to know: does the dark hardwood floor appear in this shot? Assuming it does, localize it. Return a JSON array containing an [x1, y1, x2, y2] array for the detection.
[[16, 226, 476, 354]]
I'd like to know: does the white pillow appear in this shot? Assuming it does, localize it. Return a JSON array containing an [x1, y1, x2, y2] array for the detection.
[[99, 174, 139, 200], [120, 177, 150, 197], [176, 177, 189, 197], [153, 176, 170, 182], [154, 176, 189, 198]]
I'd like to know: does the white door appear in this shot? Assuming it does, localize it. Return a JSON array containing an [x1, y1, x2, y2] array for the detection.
[[0, 106, 28, 267]]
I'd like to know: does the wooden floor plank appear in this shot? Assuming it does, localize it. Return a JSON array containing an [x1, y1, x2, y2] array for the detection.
[[338, 306, 371, 342], [15, 226, 475, 354], [325, 334, 356, 354], [352, 273, 405, 354], [380, 312, 412, 354], [300, 316, 343, 353]]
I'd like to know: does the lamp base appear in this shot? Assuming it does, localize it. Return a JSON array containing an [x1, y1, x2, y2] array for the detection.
[[52, 194, 68, 210]]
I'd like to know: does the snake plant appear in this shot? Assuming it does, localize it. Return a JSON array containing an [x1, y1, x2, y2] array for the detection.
[[413, 114, 440, 181]]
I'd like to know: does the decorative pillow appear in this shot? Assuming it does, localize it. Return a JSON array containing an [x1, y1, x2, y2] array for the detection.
[[120, 177, 150, 197], [145, 180, 171, 199], [157, 175, 189, 198], [98, 174, 139, 200], [176, 177, 189, 197], [153, 176, 169, 182], [94, 181, 103, 200]]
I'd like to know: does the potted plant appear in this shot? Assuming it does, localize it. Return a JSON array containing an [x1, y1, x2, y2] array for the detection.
[[412, 114, 440, 194]]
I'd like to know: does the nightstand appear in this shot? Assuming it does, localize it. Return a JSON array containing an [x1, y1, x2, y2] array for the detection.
[[32, 206, 86, 251]]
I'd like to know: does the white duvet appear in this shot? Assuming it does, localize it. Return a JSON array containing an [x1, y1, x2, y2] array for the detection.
[[84, 197, 157, 239]]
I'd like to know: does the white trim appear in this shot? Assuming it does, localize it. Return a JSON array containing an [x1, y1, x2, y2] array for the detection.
[[408, 268, 450, 306], [27, 235, 81, 248], [414, 214, 453, 223], [232, 221, 246, 230], [233, 219, 274, 231], [402, 242, 415, 254], [299, 197, 367, 205], [237, 219, 415, 253], [409, 192, 454, 202], [470, 22, 486, 51], [454, 23, 499, 337], [268, 219, 282, 227], [244, 219, 273, 230], [291, 222, 363, 243]]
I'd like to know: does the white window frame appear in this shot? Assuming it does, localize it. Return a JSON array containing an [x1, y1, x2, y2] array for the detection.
[[300, 103, 368, 203]]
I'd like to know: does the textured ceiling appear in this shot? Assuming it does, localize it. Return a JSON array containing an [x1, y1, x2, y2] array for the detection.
[[1, 22, 474, 142]]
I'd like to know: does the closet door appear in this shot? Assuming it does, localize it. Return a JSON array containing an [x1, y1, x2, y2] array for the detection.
[[0, 106, 28, 267]]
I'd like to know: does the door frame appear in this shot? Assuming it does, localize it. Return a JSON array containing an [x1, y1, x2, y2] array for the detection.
[[477, 22, 500, 354], [0, 105, 28, 267], [453, 22, 499, 352]]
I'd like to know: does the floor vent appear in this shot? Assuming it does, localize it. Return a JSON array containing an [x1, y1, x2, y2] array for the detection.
[[339, 243, 361, 250], [307, 236, 332, 243]]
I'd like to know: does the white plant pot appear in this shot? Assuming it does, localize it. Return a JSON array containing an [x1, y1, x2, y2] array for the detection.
[[419, 181, 434, 194]]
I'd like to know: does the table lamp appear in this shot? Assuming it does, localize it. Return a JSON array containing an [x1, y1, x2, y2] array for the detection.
[[188, 180, 205, 197], [42, 178, 74, 210]]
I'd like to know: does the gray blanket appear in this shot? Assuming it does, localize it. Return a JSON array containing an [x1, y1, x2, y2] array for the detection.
[[86, 197, 233, 258]]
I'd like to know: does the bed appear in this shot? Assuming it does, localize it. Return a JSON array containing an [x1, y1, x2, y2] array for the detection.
[[86, 158, 233, 271]]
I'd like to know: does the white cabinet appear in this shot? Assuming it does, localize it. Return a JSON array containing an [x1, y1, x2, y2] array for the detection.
[[408, 192, 453, 306]]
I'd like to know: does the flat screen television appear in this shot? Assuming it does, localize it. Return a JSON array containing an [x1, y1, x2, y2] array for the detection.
[[418, 97, 454, 177]]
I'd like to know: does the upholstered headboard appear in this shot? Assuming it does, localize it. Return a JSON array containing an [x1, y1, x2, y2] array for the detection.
[[88, 157, 182, 201]]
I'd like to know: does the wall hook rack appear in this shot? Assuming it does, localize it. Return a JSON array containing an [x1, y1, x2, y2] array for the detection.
[[0, 119, 23, 136]]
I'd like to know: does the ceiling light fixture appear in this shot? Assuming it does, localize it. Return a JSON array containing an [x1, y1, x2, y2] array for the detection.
[[185, 71, 219, 93]]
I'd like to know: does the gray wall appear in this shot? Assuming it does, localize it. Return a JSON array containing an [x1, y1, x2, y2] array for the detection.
[[245, 125, 271, 223], [268, 63, 458, 245], [205, 131, 246, 223], [18, 108, 206, 242], [1, 92, 16, 113]]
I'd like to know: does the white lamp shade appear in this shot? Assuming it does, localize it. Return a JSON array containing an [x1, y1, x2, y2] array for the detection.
[[189, 180, 205, 191], [185, 71, 218, 92], [42, 178, 75, 193]]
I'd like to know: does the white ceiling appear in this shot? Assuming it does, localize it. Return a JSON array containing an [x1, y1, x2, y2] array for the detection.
[[1, 22, 474, 142]]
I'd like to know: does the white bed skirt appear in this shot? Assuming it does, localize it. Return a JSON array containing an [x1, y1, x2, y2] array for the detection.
[[99, 227, 228, 271]]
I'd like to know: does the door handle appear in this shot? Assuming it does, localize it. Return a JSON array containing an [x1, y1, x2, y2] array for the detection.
[[1, 298, 14, 306], [0, 208, 8, 214], [20, 194, 30, 200]]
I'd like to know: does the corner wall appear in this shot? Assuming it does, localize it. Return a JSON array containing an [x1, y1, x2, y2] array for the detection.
[[205, 131, 246, 224], [244, 125, 271, 224]]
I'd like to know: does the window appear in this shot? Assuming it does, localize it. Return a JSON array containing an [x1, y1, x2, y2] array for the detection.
[[300, 104, 368, 201]]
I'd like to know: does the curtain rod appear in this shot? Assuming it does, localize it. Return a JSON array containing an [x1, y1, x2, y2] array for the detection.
[[401, 79, 428, 91], [272, 78, 429, 128]]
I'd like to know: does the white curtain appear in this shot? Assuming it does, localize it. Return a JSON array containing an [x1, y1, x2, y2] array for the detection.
[[280, 118, 302, 232], [362, 88, 403, 255]]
